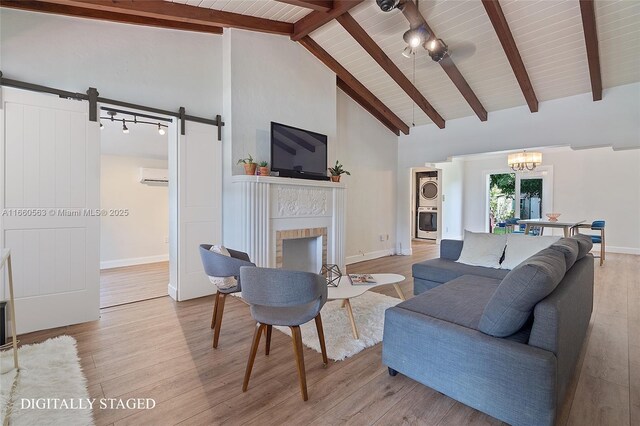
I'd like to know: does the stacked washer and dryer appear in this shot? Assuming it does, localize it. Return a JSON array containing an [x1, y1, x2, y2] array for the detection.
[[416, 175, 439, 239]]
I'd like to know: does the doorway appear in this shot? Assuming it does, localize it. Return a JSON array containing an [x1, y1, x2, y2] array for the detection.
[[98, 108, 171, 308], [486, 168, 553, 233]]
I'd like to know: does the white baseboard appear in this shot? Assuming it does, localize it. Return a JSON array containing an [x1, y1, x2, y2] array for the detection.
[[167, 282, 178, 301], [603, 246, 640, 255], [346, 249, 396, 265], [100, 254, 169, 270]]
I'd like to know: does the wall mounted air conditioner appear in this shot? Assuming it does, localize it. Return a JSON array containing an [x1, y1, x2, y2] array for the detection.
[[139, 168, 169, 184]]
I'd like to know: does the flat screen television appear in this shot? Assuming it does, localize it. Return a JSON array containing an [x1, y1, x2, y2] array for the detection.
[[270, 122, 329, 181]]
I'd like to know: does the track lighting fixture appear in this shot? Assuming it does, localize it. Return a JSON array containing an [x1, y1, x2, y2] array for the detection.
[[101, 108, 168, 136], [376, 0, 400, 12], [427, 38, 448, 62]]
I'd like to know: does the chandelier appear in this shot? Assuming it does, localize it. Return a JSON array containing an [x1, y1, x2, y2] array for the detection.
[[508, 151, 542, 171]]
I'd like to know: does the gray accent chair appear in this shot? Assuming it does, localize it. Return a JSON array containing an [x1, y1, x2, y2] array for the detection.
[[199, 244, 254, 348], [383, 235, 594, 426], [239, 266, 328, 401]]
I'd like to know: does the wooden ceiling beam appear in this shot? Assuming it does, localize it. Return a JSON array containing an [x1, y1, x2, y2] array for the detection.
[[291, 0, 363, 41], [298, 36, 409, 135], [398, 0, 488, 121], [337, 12, 444, 129], [276, 0, 334, 13], [33, 0, 293, 35], [337, 77, 400, 136], [0, 0, 223, 35], [579, 0, 602, 101], [482, 0, 538, 112]]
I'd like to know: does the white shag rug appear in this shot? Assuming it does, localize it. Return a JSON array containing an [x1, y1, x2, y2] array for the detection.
[[1, 335, 94, 426], [233, 291, 400, 361]]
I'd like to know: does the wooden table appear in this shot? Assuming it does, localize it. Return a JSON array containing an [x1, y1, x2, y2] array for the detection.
[[517, 219, 586, 237], [327, 273, 405, 340]]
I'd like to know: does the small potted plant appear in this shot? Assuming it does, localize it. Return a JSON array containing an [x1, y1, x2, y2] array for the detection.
[[237, 154, 257, 175], [328, 160, 350, 183], [258, 161, 269, 176]]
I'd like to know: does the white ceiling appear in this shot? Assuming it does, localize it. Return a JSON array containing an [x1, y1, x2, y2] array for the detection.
[[170, 0, 640, 128], [100, 113, 169, 160]]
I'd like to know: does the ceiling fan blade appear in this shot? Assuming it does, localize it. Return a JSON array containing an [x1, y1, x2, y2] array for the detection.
[[447, 41, 476, 62]]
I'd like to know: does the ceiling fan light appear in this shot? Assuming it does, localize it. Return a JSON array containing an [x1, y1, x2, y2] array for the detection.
[[401, 46, 414, 58]]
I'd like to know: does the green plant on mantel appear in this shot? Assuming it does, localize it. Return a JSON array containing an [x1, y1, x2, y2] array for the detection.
[[236, 154, 255, 165], [258, 161, 268, 167], [328, 161, 350, 176]]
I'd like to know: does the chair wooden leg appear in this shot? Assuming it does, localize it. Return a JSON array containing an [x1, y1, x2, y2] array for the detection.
[[213, 293, 227, 349], [265, 325, 272, 356], [290, 326, 308, 401], [242, 323, 265, 392], [601, 230, 605, 266], [314, 314, 328, 366], [211, 292, 219, 330]]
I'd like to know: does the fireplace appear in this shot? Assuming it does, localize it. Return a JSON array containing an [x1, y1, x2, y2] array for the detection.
[[232, 175, 346, 271], [276, 228, 327, 273]]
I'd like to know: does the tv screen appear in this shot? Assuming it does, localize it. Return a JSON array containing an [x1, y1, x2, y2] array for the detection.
[[271, 122, 327, 178]]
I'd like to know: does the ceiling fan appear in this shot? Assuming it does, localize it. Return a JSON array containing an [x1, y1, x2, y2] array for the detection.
[[377, 0, 475, 63]]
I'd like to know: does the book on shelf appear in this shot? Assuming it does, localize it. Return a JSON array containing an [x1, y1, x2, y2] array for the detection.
[[348, 274, 376, 284]]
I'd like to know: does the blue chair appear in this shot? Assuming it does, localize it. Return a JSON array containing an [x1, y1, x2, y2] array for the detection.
[[199, 244, 255, 348], [240, 266, 328, 401], [573, 220, 606, 265], [506, 218, 526, 234]]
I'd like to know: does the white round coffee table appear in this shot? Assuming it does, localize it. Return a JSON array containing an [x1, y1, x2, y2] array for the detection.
[[327, 273, 405, 339]]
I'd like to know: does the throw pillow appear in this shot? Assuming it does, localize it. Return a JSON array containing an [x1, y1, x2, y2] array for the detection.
[[500, 234, 561, 270], [456, 230, 507, 269], [549, 238, 579, 271], [479, 247, 566, 337], [571, 234, 594, 260], [208, 245, 237, 290]]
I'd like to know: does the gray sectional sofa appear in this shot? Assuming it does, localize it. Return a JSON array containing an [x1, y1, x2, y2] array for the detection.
[[382, 234, 594, 426]]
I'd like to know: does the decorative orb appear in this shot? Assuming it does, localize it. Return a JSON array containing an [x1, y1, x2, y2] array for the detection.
[[320, 264, 342, 287]]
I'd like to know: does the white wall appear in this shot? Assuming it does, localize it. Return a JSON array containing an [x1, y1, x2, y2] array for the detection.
[[397, 84, 640, 252], [221, 29, 337, 250], [458, 147, 640, 253], [0, 9, 223, 117], [100, 155, 169, 268], [336, 89, 398, 264], [434, 159, 465, 240]]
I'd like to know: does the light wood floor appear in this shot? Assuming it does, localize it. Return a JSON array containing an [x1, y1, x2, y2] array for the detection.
[[19, 242, 639, 425], [100, 262, 169, 308]]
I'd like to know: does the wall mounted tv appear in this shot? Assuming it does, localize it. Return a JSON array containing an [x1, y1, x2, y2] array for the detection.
[[270, 122, 329, 181]]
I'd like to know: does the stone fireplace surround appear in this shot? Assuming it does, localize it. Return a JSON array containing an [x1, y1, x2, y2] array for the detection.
[[231, 175, 346, 272]]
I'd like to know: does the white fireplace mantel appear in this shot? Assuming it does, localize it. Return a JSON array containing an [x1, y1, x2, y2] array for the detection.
[[231, 175, 346, 271]]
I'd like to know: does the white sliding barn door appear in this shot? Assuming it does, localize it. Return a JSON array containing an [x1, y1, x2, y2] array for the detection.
[[169, 120, 221, 301], [0, 88, 100, 334]]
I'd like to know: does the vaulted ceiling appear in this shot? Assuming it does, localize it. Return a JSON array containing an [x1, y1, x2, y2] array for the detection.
[[3, 0, 639, 134]]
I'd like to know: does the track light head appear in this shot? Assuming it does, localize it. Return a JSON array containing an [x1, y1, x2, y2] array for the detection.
[[99, 122, 104, 130], [376, 0, 400, 12], [158, 123, 166, 136], [122, 119, 129, 134], [427, 38, 448, 62]]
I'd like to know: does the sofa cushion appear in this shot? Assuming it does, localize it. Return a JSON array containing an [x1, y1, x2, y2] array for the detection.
[[500, 234, 561, 270], [413, 258, 510, 284], [549, 238, 579, 271], [398, 275, 501, 330], [571, 233, 594, 260], [456, 230, 507, 269], [479, 248, 567, 337]]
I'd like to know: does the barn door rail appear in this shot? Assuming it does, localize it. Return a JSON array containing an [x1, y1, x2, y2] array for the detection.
[[0, 71, 224, 140]]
